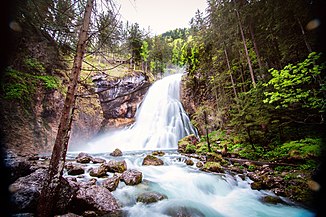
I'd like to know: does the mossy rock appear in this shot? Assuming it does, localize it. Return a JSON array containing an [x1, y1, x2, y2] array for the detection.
[[202, 162, 224, 173], [178, 134, 198, 153]]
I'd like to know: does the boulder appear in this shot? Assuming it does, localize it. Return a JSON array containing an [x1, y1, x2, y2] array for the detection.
[[89, 164, 108, 178], [5, 158, 34, 183], [91, 158, 106, 164], [185, 159, 194, 166], [152, 151, 165, 156], [9, 169, 47, 213], [142, 155, 164, 166], [121, 169, 142, 185], [110, 148, 123, 157], [105, 160, 127, 173], [65, 163, 85, 176], [9, 169, 76, 214], [69, 185, 120, 216], [164, 206, 205, 217], [202, 162, 224, 173], [136, 192, 167, 204], [102, 174, 120, 191], [75, 153, 92, 164]]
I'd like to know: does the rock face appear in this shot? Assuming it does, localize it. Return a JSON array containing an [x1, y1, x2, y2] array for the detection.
[[93, 72, 151, 130]]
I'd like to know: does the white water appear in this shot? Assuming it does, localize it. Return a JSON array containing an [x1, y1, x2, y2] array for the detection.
[[68, 73, 315, 217], [80, 73, 197, 153], [65, 151, 315, 217]]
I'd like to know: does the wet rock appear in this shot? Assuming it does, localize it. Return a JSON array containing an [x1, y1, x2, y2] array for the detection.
[[9, 169, 47, 213], [5, 158, 34, 183], [202, 162, 224, 173], [105, 160, 127, 173], [102, 174, 120, 191], [110, 148, 123, 157], [65, 163, 85, 176], [121, 169, 142, 185], [152, 151, 165, 156], [185, 159, 194, 166], [142, 155, 164, 166], [9, 168, 76, 214], [136, 191, 168, 204], [196, 161, 204, 168], [164, 206, 205, 217], [89, 164, 108, 178], [76, 153, 92, 164], [261, 195, 285, 205], [91, 158, 106, 164], [70, 185, 120, 216]]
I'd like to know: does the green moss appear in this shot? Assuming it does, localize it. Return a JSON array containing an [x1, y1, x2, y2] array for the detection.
[[185, 144, 196, 153], [2, 66, 60, 101]]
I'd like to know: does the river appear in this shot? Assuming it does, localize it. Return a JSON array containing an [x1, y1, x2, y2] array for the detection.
[[67, 73, 315, 217]]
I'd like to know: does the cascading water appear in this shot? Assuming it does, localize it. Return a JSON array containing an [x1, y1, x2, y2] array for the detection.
[[82, 73, 197, 152], [67, 72, 315, 217]]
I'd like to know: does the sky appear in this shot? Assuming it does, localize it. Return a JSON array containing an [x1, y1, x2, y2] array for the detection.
[[114, 0, 208, 35]]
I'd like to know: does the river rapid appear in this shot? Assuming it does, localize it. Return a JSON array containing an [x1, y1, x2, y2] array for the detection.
[[67, 73, 315, 217]]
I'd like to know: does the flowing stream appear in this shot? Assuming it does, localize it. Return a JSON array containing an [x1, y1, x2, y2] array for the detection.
[[68, 73, 315, 217]]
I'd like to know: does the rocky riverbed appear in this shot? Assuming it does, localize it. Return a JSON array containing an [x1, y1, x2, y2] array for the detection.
[[4, 146, 317, 217]]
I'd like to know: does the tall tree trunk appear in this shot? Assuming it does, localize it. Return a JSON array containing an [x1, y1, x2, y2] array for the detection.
[[224, 48, 237, 98], [249, 19, 263, 70], [297, 17, 312, 53], [235, 9, 256, 88], [37, 0, 94, 216]]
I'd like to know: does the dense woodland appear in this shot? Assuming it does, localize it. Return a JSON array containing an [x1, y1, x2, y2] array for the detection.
[[1, 0, 326, 216]]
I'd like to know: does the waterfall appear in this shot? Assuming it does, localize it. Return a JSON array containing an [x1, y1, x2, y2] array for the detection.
[[82, 73, 197, 153]]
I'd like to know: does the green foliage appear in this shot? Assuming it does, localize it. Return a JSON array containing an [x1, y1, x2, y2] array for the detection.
[[263, 52, 325, 111], [35, 75, 60, 89], [2, 66, 60, 101], [24, 58, 46, 73], [264, 138, 321, 160], [185, 144, 196, 153]]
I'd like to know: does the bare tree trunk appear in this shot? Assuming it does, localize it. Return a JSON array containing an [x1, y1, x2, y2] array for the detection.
[[235, 9, 256, 88], [224, 48, 237, 98], [249, 19, 263, 70], [297, 17, 312, 53], [37, 0, 94, 216]]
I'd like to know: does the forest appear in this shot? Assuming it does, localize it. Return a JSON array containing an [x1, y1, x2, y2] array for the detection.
[[1, 0, 325, 216]]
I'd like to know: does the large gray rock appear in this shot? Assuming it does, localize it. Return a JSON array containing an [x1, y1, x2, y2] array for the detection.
[[121, 169, 142, 185], [9, 169, 77, 214], [70, 185, 120, 216], [9, 169, 47, 213], [102, 174, 120, 191], [105, 160, 127, 173]]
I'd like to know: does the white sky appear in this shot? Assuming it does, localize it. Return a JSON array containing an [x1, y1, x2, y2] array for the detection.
[[114, 0, 208, 35]]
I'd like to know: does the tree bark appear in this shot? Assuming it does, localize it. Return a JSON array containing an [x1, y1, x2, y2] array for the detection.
[[297, 17, 312, 53], [249, 18, 263, 70], [36, 0, 94, 216], [235, 9, 256, 88], [224, 48, 237, 98]]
